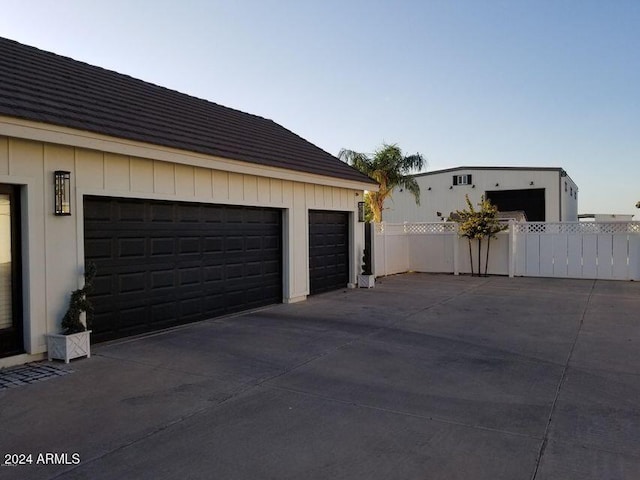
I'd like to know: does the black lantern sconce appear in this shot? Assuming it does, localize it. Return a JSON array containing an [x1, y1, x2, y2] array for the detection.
[[54, 170, 71, 216], [357, 201, 366, 222]]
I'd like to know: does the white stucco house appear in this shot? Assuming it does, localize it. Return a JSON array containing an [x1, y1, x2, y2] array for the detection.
[[0, 38, 376, 366], [383, 166, 578, 223]]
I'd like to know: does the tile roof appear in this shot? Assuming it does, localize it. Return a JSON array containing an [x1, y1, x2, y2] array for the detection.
[[0, 37, 374, 185]]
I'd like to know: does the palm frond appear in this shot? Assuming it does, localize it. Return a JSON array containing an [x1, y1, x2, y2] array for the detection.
[[338, 149, 375, 178], [400, 153, 426, 173], [399, 177, 421, 205]]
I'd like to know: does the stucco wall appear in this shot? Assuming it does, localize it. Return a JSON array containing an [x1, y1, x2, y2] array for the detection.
[[0, 135, 365, 358], [384, 168, 578, 223]]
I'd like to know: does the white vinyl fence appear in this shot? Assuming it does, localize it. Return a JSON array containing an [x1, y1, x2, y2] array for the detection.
[[373, 221, 640, 281]]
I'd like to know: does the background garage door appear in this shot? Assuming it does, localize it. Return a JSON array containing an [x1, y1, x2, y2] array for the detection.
[[485, 188, 546, 221], [309, 210, 349, 294], [84, 196, 282, 343]]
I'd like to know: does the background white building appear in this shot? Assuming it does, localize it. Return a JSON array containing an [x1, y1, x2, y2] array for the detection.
[[384, 166, 579, 223]]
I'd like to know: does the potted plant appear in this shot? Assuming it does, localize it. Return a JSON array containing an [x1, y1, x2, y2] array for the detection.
[[47, 262, 96, 363], [358, 226, 375, 288]]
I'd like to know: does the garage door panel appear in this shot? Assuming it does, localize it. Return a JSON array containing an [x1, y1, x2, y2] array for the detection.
[[178, 267, 201, 286], [224, 237, 244, 251], [92, 311, 117, 331], [203, 237, 224, 252], [263, 236, 279, 249], [118, 238, 146, 258], [245, 261, 262, 277], [151, 302, 178, 322], [203, 265, 224, 283], [179, 296, 202, 316], [118, 272, 147, 294], [151, 238, 175, 256], [245, 236, 262, 251], [120, 305, 148, 324], [226, 209, 244, 223], [91, 275, 114, 299], [84, 196, 282, 343], [177, 204, 200, 223], [202, 206, 224, 223], [177, 237, 200, 254], [264, 259, 280, 274], [262, 284, 282, 299], [226, 291, 247, 309], [85, 238, 112, 259], [118, 202, 145, 221], [87, 201, 111, 221], [151, 270, 175, 289], [204, 293, 225, 311], [150, 203, 174, 222]]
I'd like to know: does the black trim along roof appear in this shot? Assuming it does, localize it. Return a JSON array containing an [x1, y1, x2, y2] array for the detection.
[[0, 37, 375, 186]]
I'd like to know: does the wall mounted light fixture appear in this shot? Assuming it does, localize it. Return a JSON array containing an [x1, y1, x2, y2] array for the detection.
[[357, 201, 366, 222], [530, 181, 534, 186], [54, 170, 71, 216]]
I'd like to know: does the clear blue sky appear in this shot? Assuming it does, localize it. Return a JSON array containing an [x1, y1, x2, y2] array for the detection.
[[1, 0, 638, 216]]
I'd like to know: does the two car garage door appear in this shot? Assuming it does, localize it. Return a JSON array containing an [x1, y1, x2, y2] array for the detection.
[[84, 197, 350, 342]]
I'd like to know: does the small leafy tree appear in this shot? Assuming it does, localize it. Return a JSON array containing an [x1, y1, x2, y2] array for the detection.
[[61, 262, 97, 334], [454, 195, 507, 277], [339, 143, 426, 223]]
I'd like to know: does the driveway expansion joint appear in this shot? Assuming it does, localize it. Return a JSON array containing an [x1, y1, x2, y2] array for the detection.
[[530, 278, 597, 480]]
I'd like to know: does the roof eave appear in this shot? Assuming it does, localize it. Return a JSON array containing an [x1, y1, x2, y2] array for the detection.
[[0, 115, 378, 191]]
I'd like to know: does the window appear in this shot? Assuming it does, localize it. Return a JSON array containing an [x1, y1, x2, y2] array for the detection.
[[452, 174, 472, 186], [565, 182, 567, 192]]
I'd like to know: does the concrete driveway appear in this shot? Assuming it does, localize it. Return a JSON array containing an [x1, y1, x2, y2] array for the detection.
[[1, 273, 639, 479]]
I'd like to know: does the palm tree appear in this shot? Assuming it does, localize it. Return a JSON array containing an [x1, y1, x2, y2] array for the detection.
[[339, 143, 426, 223]]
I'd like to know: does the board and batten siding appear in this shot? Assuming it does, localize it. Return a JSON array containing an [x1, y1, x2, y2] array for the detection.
[[0, 135, 364, 361]]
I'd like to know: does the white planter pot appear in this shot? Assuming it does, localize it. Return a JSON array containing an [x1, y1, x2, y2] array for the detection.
[[46, 331, 91, 364], [358, 274, 375, 288]]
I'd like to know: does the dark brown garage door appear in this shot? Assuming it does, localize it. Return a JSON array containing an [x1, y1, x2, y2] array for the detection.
[[84, 196, 282, 343], [309, 210, 350, 295]]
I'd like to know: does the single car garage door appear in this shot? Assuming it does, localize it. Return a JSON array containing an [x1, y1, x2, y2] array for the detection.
[[84, 196, 282, 343], [308, 210, 350, 294]]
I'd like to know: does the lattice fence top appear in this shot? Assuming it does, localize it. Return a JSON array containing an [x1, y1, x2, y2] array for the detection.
[[375, 222, 458, 234], [375, 221, 640, 235], [511, 222, 640, 234], [404, 223, 458, 234]]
